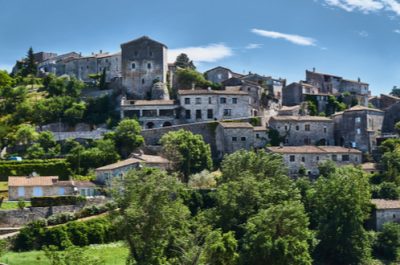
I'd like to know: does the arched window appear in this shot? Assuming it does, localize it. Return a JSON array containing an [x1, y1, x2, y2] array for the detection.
[[146, 122, 154, 129]]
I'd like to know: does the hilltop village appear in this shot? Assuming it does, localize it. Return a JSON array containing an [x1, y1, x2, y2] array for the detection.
[[3, 35, 400, 264]]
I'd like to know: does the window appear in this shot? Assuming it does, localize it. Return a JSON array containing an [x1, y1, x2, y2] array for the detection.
[[33, 187, 43, 197], [220, 97, 227, 104], [208, 97, 212, 104], [195, 98, 201, 104], [185, 110, 191, 119], [356, 128, 361, 135], [305, 124, 310, 131], [296, 125, 299, 131], [290, 155, 295, 162], [184, 98, 191, 104], [59, 187, 65, 196], [149, 51, 153, 57], [285, 138, 289, 144], [147, 63, 151, 69], [207, 109, 213, 119], [134, 51, 138, 56], [256, 133, 260, 138], [232, 98, 238, 104], [342, 155, 350, 162], [196, 110, 202, 119], [241, 137, 246, 141], [332, 155, 337, 161], [285, 125, 288, 131], [301, 157, 305, 162], [317, 156, 320, 161], [355, 117, 361, 123], [18, 187, 25, 197], [324, 127, 327, 133], [142, 79, 145, 84], [232, 137, 237, 142], [223, 109, 232, 116], [304, 138, 311, 145]]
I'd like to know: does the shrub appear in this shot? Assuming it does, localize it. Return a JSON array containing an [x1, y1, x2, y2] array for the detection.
[[31, 196, 86, 207], [17, 198, 26, 210], [47, 212, 77, 226], [66, 222, 89, 246], [373, 222, 400, 261]]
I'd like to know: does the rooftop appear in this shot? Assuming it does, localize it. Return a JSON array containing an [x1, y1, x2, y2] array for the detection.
[[361, 162, 378, 171], [96, 154, 169, 171], [178, 89, 248, 96], [122, 99, 176, 106], [332, 105, 384, 116], [219, 122, 253, 129], [266, 145, 361, 154], [253, 126, 267, 131], [270, 115, 333, 122], [372, 199, 400, 210], [8, 176, 58, 187]]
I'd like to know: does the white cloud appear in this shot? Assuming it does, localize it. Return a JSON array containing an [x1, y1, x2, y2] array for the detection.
[[394, 29, 400, 33], [245, 43, 263, 49], [251, 28, 317, 46], [357, 30, 369, 37], [322, 0, 400, 15], [168, 43, 233, 63]]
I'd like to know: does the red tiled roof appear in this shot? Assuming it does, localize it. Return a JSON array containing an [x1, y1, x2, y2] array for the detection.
[[8, 176, 58, 187], [266, 146, 361, 154], [372, 199, 400, 210]]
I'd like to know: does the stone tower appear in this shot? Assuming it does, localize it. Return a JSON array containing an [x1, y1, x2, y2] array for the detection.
[[121, 36, 168, 99]]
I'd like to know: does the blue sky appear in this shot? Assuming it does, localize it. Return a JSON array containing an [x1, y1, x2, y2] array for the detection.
[[1, 0, 400, 95]]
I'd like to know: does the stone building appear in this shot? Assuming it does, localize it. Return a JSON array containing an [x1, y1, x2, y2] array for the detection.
[[215, 122, 268, 157], [282, 81, 328, 113], [8, 176, 97, 200], [120, 98, 179, 129], [332, 105, 384, 153], [121, 36, 168, 99], [204, 66, 243, 84], [382, 101, 400, 133], [371, 199, 400, 230], [369, 94, 400, 110], [38, 52, 81, 75], [306, 69, 370, 106], [95, 153, 170, 185], [177, 88, 252, 123], [266, 146, 362, 177], [268, 116, 334, 146]]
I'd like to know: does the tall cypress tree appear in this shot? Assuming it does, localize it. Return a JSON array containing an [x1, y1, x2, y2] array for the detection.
[[99, 68, 107, 90], [23, 47, 37, 77]]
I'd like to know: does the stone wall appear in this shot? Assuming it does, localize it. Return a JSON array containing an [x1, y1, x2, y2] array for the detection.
[[375, 208, 400, 230], [0, 197, 109, 227]]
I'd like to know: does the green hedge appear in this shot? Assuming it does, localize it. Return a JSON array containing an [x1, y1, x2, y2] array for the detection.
[[0, 159, 72, 181], [31, 196, 86, 207], [13, 216, 120, 251]]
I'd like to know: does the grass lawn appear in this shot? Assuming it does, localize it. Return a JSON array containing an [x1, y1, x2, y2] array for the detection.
[[0, 201, 31, 210], [0, 181, 7, 190], [0, 242, 129, 265]]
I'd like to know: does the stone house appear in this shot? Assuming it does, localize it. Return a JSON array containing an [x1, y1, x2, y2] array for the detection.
[[121, 36, 168, 99], [369, 94, 400, 110], [305, 69, 370, 106], [120, 98, 179, 129], [266, 146, 362, 177], [204, 66, 243, 84], [95, 153, 170, 185], [215, 122, 255, 156], [382, 101, 400, 134], [268, 116, 334, 146], [332, 105, 384, 153], [8, 176, 97, 201], [361, 163, 382, 175], [177, 89, 252, 123], [371, 199, 400, 230]]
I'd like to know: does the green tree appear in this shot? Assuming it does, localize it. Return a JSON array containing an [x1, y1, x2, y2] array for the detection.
[[390, 86, 400, 98], [175, 68, 213, 89], [395, 121, 400, 135], [160, 129, 212, 181], [202, 229, 239, 265], [113, 169, 191, 265], [21, 47, 37, 77], [174, 53, 196, 70], [240, 201, 313, 265], [12, 123, 39, 145], [44, 245, 105, 265], [0, 70, 14, 88], [64, 102, 86, 126], [107, 119, 144, 158], [0, 239, 6, 258], [379, 182, 400, 199], [374, 222, 400, 261], [311, 166, 372, 265], [381, 147, 400, 184], [99, 68, 107, 90]]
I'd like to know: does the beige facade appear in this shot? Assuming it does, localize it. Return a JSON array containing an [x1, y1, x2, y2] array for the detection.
[[266, 146, 362, 177], [372, 199, 400, 230]]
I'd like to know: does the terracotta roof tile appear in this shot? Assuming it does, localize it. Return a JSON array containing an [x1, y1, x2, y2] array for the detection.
[[372, 199, 400, 209], [8, 176, 59, 187], [266, 146, 361, 154], [96, 154, 169, 171], [270, 116, 333, 122], [178, 89, 248, 96], [219, 122, 253, 129]]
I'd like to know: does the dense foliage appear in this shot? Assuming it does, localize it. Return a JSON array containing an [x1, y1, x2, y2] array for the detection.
[[30, 196, 86, 207]]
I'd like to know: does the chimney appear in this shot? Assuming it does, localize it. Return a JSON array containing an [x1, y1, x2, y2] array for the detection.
[[207, 86, 212, 91], [312, 67, 316, 72], [100, 50, 102, 54], [191, 82, 195, 90], [358, 77, 361, 83]]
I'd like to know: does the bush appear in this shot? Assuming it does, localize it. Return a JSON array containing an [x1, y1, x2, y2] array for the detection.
[[76, 204, 108, 219], [13, 216, 119, 251], [31, 196, 86, 207], [47, 212, 77, 225], [0, 159, 71, 181], [374, 222, 400, 261]]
